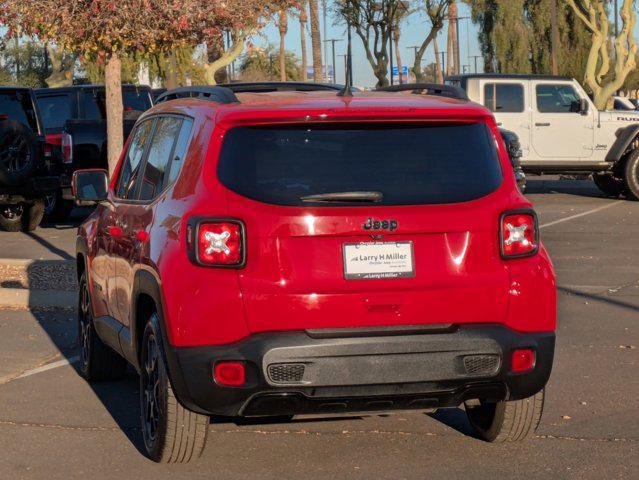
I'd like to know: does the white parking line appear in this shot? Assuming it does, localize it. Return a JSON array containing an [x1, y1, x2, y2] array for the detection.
[[540, 201, 623, 229], [1, 356, 80, 385]]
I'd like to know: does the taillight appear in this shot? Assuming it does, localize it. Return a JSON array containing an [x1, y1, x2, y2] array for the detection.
[[500, 211, 538, 258], [61, 133, 73, 164], [188, 219, 245, 267]]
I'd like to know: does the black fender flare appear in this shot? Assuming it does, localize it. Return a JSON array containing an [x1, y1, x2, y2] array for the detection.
[[132, 268, 204, 413], [606, 124, 639, 163]]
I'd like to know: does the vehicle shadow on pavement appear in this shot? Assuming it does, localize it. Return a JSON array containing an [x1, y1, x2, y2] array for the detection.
[[427, 408, 475, 437], [525, 178, 608, 198], [558, 286, 639, 311]]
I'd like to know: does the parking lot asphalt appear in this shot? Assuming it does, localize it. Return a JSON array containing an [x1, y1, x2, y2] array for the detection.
[[0, 177, 637, 479]]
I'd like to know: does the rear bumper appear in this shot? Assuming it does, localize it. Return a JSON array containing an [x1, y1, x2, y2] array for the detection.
[[164, 325, 555, 417]]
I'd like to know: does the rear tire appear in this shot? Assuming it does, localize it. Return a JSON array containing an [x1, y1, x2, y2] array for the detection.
[[624, 149, 639, 200], [44, 191, 74, 222], [0, 204, 24, 232], [0, 200, 44, 232], [593, 172, 625, 197], [23, 200, 44, 231], [465, 389, 545, 442], [140, 313, 209, 463], [78, 272, 127, 381]]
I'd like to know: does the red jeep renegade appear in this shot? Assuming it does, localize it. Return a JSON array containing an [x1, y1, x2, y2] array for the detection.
[[73, 83, 556, 463]]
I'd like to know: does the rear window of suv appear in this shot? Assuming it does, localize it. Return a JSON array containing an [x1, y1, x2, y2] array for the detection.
[[0, 91, 39, 133], [218, 122, 502, 206]]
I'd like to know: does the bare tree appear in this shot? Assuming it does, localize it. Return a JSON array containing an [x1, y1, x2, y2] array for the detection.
[[566, 0, 637, 110], [412, 0, 451, 82], [337, 0, 405, 87]]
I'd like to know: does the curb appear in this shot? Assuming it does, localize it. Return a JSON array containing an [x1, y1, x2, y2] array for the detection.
[[0, 288, 77, 309], [0, 258, 75, 267]]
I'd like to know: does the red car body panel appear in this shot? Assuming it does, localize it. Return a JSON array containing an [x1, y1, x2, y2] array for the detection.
[[80, 94, 555, 349]]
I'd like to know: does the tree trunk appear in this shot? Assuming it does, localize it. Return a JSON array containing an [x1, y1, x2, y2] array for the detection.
[[434, 37, 443, 83], [300, 2, 308, 81], [105, 53, 123, 177], [394, 24, 403, 84], [309, 0, 323, 82], [45, 44, 73, 87], [205, 33, 246, 85], [447, 2, 458, 75], [166, 52, 178, 89], [207, 34, 228, 84], [279, 10, 288, 81]]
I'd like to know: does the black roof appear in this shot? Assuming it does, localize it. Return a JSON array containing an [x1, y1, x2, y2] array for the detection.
[[34, 84, 151, 94], [0, 86, 33, 92], [446, 73, 572, 81]]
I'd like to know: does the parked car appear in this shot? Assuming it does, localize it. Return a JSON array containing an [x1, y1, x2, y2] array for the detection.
[[0, 87, 59, 231], [34, 84, 153, 219], [74, 84, 556, 462], [447, 74, 639, 199]]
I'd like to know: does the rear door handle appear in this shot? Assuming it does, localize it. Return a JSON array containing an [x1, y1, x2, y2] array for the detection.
[[535, 122, 551, 127]]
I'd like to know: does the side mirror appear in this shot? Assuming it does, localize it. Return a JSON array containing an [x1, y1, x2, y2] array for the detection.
[[579, 98, 589, 115], [72, 169, 108, 204]]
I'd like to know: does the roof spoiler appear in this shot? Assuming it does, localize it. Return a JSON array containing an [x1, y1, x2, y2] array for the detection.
[[155, 86, 239, 104], [375, 83, 469, 101]]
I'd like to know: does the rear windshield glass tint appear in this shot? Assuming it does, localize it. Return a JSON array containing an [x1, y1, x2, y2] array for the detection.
[[83, 89, 152, 120], [218, 123, 502, 206], [36, 94, 72, 130], [0, 91, 38, 133]]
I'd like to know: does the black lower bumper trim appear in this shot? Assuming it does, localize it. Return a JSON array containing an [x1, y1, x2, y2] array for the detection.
[[163, 325, 555, 417]]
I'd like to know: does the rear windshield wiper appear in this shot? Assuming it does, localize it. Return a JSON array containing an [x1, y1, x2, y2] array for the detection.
[[300, 191, 383, 203]]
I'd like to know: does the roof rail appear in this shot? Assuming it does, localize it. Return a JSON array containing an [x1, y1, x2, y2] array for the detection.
[[375, 83, 468, 101], [155, 86, 239, 104], [220, 82, 342, 93]]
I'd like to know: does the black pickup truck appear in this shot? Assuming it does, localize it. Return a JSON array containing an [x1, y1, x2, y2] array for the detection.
[[0, 87, 59, 231], [34, 85, 153, 218]]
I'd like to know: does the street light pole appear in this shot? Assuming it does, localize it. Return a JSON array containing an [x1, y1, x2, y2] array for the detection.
[[338, 54, 348, 84], [440, 51, 446, 79], [324, 39, 343, 83], [470, 55, 482, 74]]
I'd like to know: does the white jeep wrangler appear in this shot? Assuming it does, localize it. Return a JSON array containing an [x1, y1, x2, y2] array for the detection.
[[447, 74, 639, 199]]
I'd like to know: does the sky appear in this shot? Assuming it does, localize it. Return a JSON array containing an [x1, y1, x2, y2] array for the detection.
[[251, 2, 482, 87]]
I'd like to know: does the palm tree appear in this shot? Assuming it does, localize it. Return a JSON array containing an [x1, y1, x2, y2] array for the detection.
[[299, 1, 308, 81], [278, 9, 288, 81], [309, 0, 323, 82]]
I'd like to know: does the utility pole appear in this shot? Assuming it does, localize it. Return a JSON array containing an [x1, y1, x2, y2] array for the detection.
[[440, 51, 446, 79], [338, 54, 348, 84], [550, 0, 559, 75], [389, 30, 394, 85], [322, 0, 328, 80], [324, 39, 342, 83], [470, 55, 482, 73]]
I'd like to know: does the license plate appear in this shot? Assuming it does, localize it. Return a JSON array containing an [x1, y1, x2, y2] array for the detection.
[[343, 241, 415, 280]]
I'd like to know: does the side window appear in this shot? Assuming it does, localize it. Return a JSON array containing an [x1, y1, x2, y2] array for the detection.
[[164, 118, 194, 189], [536, 84, 581, 113], [484, 83, 524, 113], [115, 120, 154, 199], [82, 90, 106, 120], [138, 117, 182, 201]]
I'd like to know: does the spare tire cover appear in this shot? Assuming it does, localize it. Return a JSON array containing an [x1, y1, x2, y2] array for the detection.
[[0, 119, 39, 187]]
